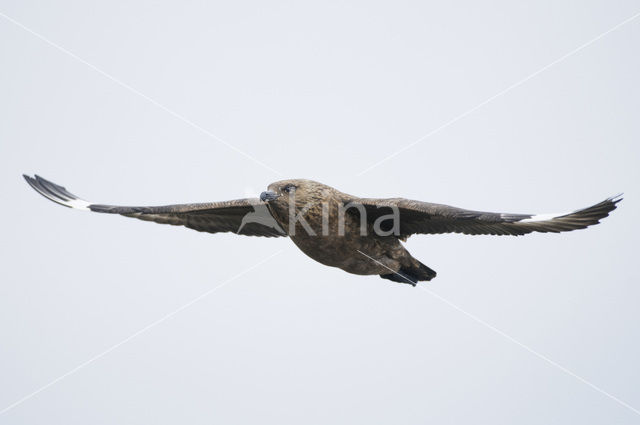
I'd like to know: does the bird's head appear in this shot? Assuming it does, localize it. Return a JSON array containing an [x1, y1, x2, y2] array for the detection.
[[261, 179, 321, 201], [260, 179, 343, 233], [260, 179, 341, 210]]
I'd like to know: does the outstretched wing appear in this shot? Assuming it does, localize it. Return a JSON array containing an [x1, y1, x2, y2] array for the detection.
[[356, 195, 621, 237], [24, 175, 286, 237]]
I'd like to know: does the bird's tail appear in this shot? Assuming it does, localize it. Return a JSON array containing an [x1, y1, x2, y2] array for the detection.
[[405, 260, 437, 282], [380, 260, 437, 286]]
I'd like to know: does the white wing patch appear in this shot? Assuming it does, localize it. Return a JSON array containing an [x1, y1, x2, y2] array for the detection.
[[520, 212, 567, 223], [65, 198, 91, 210]]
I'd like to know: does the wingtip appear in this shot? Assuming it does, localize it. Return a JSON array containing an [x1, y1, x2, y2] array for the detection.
[[34, 174, 54, 188], [23, 173, 91, 210], [609, 193, 623, 204], [23, 174, 38, 189]]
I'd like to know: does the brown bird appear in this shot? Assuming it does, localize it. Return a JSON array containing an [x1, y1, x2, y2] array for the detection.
[[24, 174, 621, 286]]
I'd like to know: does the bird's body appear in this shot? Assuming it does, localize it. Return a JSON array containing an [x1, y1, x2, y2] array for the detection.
[[263, 180, 434, 281], [24, 175, 621, 286]]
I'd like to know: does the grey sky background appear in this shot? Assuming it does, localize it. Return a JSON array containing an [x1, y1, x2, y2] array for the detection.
[[1, 0, 639, 423]]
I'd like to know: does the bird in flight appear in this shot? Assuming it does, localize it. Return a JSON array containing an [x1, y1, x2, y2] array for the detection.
[[24, 174, 620, 286]]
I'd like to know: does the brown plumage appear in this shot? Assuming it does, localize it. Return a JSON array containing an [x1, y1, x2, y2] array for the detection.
[[24, 175, 621, 286]]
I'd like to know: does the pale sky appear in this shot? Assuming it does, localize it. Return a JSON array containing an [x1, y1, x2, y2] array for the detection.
[[1, 1, 639, 424]]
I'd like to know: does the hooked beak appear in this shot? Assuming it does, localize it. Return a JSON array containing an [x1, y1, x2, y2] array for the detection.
[[260, 191, 280, 202]]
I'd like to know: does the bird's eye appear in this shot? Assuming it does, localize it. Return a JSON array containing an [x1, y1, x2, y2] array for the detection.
[[282, 184, 296, 193]]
